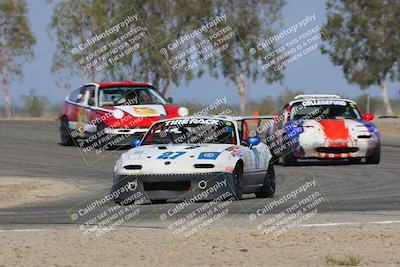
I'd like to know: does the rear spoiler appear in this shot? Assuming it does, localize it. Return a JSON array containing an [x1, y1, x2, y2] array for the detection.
[[241, 115, 276, 120]]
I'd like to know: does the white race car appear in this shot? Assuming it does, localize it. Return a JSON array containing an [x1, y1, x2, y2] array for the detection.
[[111, 116, 275, 204], [268, 94, 381, 165]]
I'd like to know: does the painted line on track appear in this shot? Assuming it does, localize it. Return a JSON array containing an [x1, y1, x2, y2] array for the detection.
[[299, 220, 400, 227], [1, 220, 400, 232]]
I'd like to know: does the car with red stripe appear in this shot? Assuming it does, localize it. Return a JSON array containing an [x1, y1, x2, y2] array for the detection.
[[59, 81, 188, 146], [267, 95, 380, 165]]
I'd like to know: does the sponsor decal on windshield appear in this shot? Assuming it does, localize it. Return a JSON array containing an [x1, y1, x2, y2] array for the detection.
[[165, 118, 220, 126], [301, 100, 347, 106]]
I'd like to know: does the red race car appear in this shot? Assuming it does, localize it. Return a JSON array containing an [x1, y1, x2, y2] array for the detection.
[[59, 81, 188, 146]]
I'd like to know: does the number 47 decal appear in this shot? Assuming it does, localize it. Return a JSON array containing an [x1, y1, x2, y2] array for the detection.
[[157, 151, 186, 160]]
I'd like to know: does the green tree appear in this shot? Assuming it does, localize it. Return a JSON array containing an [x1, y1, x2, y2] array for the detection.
[[48, 0, 201, 95], [200, 0, 285, 115], [276, 89, 304, 108], [49, 0, 285, 104], [21, 89, 48, 117], [250, 96, 277, 115], [48, 0, 114, 87], [354, 94, 384, 114], [0, 0, 36, 117], [321, 0, 400, 115]]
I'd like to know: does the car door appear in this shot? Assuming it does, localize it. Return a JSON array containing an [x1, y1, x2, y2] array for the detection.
[[238, 120, 266, 187], [273, 104, 290, 154], [66, 87, 86, 130], [77, 85, 97, 136]]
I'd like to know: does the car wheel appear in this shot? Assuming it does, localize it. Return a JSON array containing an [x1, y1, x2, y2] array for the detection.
[[255, 164, 275, 198], [281, 151, 297, 166], [232, 163, 243, 200], [366, 144, 380, 164], [60, 117, 74, 146]]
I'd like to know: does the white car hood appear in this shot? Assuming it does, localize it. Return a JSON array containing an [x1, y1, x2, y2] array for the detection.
[[115, 144, 236, 175], [299, 118, 376, 145]]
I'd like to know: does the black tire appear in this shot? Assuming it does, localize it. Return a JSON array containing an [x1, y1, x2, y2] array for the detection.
[[366, 145, 380, 164], [60, 117, 74, 146], [232, 162, 243, 200], [281, 151, 297, 166], [255, 164, 276, 198]]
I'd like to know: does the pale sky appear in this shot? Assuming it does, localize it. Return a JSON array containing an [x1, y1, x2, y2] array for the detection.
[[3, 0, 399, 108]]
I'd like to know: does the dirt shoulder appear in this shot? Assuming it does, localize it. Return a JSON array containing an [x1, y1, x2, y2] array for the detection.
[[0, 117, 57, 121], [0, 176, 79, 208], [375, 118, 400, 136], [1, 223, 399, 267]]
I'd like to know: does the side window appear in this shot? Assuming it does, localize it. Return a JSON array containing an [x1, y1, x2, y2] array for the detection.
[[70, 86, 96, 106], [68, 87, 83, 103], [237, 121, 244, 141], [237, 120, 249, 143], [86, 86, 96, 106]]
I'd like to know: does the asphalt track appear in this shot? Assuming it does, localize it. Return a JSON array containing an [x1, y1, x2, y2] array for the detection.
[[0, 120, 399, 228]]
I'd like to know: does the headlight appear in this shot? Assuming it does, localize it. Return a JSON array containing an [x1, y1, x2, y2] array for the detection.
[[112, 109, 124, 119], [178, 107, 189, 116]]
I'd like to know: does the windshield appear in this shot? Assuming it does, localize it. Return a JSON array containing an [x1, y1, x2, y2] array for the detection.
[[98, 86, 167, 107], [141, 118, 238, 145], [290, 100, 361, 120]]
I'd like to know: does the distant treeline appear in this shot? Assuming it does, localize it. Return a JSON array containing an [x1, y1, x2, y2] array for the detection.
[[181, 90, 400, 116], [1, 89, 399, 118]]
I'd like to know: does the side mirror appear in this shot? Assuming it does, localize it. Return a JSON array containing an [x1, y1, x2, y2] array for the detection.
[[247, 136, 261, 149], [363, 113, 374, 121], [167, 97, 173, 103], [131, 138, 141, 148]]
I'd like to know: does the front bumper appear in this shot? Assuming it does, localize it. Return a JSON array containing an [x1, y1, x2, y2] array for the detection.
[[293, 138, 379, 159], [111, 172, 235, 201]]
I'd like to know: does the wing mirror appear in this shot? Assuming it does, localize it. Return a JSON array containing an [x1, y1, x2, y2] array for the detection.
[[247, 136, 261, 149], [363, 113, 374, 121], [131, 138, 141, 148]]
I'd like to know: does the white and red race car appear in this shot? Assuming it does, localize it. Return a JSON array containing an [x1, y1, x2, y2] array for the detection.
[[59, 81, 188, 146], [267, 95, 380, 165]]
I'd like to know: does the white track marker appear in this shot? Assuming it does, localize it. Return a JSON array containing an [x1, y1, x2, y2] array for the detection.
[[0, 229, 48, 233], [1, 221, 400, 232], [300, 220, 400, 227]]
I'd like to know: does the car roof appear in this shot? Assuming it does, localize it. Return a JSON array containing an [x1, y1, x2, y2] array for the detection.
[[92, 81, 154, 88], [158, 115, 243, 123], [289, 94, 356, 106]]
